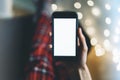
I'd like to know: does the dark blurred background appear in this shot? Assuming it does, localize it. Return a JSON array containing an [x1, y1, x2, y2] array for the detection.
[[0, 0, 35, 79]]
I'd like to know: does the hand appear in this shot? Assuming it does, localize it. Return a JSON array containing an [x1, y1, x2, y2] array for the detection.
[[77, 28, 92, 80], [49, 27, 88, 68], [78, 28, 88, 68], [62, 28, 88, 68], [49, 28, 89, 79]]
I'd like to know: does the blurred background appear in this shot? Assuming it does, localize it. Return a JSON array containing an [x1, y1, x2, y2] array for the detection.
[[0, 0, 120, 80]]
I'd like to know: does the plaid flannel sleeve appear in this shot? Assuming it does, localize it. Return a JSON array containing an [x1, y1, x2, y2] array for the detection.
[[25, 14, 54, 80]]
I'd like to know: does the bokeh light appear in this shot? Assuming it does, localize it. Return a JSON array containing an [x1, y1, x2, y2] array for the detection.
[[105, 17, 111, 24], [86, 27, 96, 36], [91, 7, 101, 16], [85, 19, 93, 26], [77, 12, 83, 19], [91, 37, 98, 46], [95, 44, 105, 56], [74, 2, 81, 9], [104, 29, 110, 37], [87, 0, 94, 6], [51, 4, 58, 11], [103, 39, 111, 51], [105, 3, 111, 10]]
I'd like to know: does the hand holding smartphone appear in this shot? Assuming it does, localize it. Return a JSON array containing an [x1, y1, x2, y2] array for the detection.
[[52, 11, 78, 61]]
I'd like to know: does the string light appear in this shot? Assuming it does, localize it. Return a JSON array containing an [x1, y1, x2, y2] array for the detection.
[[91, 7, 101, 16], [105, 3, 111, 10], [104, 29, 110, 37], [51, 4, 58, 11], [86, 27, 95, 36], [105, 17, 111, 24], [85, 19, 92, 26], [87, 0, 94, 6], [103, 39, 111, 51], [77, 12, 83, 19], [95, 44, 105, 56], [74, 2, 81, 9], [90, 37, 98, 46]]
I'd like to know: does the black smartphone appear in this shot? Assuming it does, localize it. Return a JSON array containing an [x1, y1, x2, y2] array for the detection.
[[52, 11, 78, 61]]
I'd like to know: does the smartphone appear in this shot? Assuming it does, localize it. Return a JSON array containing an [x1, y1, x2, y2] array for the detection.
[[52, 11, 78, 61]]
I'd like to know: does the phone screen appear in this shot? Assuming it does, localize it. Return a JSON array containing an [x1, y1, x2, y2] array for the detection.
[[53, 18, 76, 56]]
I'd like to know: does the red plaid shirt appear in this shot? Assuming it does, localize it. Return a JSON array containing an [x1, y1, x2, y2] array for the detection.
[[25, 14, 71, 80]]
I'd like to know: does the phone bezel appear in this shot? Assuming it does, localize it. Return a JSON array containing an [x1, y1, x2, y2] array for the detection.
[[52, 11, 78, 61]]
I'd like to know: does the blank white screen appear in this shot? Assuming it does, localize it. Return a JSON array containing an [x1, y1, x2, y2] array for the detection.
[[54, 18, 76, 56]]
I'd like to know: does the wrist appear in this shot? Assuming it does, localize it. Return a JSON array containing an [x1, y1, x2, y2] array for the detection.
[[78, 64, 92, 80]]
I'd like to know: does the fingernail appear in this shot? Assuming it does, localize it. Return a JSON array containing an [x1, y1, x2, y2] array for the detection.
[[49, 44, 52, 48], [49, 32, 52, 36], [79, 28, 82, 33]]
